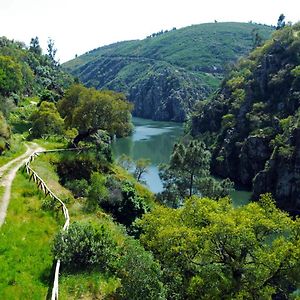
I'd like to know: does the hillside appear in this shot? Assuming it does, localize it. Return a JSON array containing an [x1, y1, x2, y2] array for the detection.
[[190, 23, 300, 213], [63, 22, 273, 121], [0, 36, 73, 151]]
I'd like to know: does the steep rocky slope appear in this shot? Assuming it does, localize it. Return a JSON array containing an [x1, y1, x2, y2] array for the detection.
[[63, 22, 273, 121], [190, 23, 300, 212]]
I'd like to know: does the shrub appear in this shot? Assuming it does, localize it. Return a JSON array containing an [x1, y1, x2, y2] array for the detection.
[[116, 238, 166, 300], [65, 179, 89, 198], [221, 114, 236, 129], [53, 222, 117, 270], [29, 101, 64, 138], [99, 180, 149, 226], [87, 172, 108, 211]]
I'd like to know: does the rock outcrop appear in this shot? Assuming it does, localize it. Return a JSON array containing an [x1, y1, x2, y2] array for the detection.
[[190, 23, 300, 212]]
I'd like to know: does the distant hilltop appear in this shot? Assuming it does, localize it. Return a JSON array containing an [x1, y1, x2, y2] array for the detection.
[[63, 22, 274, 122]]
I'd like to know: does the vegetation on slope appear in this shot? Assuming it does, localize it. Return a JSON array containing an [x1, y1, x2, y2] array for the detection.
[[137, 194, 300, 299], [1, 21, 300, 300], [0, 36, 73, 151], [63, 22, 274, 121], [189, 23, 300, 212], [0, 172, 60, 299]]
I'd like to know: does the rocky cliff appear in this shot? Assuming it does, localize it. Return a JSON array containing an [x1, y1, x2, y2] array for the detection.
[[190, 23, 300, 212]]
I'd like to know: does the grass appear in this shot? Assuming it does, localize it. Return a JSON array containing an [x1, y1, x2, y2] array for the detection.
[[0, 171, 59, 299], [0, 142, 153, 299], [32, 137, 68, 150], [27, 150, 128, 299], [59, 271, 121, 300], [0, 135, 26, 167]]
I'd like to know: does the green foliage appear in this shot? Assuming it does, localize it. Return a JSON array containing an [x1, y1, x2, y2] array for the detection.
[[226, 75, 245, 90], [53, 221, 117, 270], [29, 101, 64, 138], [138, 194, 300, 299], [291, 65, 300, 77], [0, 55, 23, 96], [0, 111, 11, 153], [221, 113, 236, 129], [0, 36, 73, 100], [100, 180, 149, 226], [87, 172, 108, 211], [276, 14, 286, 30], [56, 147, 111, 183], [65, 178, 89, 198], [29, 36, 42, 55], [117, 153, 134, 171], [117, 238, 166, 300], [58, 84, 133, 139], [63, 22, 273, 121], [159, 140, 233, 206], [170, 140, 211, 195], [197, 177, 234, 199], [188, 22, 300, 204], [133, 158, 151, 182]]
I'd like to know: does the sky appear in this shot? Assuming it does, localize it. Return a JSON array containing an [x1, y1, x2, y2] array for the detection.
[[0, 0, 299, 63]]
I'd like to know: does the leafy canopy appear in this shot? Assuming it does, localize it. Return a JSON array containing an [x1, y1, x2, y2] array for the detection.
[[138, 194, 300, 299], [58, 84, 133, 138], [29, 101, 64, 138]]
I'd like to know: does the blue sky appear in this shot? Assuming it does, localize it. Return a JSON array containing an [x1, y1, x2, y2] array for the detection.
[[0, 0, 299, 62]]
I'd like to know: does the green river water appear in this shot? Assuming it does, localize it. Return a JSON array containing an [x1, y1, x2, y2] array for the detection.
[[112, 117, 251, 205]]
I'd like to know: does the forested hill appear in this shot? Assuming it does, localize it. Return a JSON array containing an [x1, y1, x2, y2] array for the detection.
[[0, 36, 73, 152], [63, 22, 273, 121], [190, 23, 300, 213]]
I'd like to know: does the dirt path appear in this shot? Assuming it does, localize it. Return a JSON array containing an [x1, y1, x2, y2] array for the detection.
[[0, 143, 44, 227]]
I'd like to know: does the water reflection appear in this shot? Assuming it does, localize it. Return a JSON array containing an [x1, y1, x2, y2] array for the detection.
[[112, 117, 183, 192], [112, 117, 252, 202]]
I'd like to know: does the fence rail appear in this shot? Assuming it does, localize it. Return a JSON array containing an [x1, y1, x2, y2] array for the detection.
[[24, 148, 89, 299]]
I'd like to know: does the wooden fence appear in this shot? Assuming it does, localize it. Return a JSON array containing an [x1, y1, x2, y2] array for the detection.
[[24, 148, 90, 299]]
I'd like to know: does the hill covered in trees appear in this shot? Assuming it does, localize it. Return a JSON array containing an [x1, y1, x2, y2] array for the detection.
[[190, 23, 300, 213], [63, 22, 274, 121], [0, 36, 73, 151]]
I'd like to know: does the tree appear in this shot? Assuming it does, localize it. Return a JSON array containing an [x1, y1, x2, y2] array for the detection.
[[117, 154, 134, 171], [47, 38, 57, 65], [170, 140, 211, 197], [159, 140, 234, 206], [138, 194, 300, 299], [29, 101, 64, 138], [276, 14, 286, 30], [29, 36, 42, 55], [87, 172, 108, 211], [134, 158, 151, 182], [98, 180, 149, 226], [117, 238, 166, 300], [0, 55, 23, 96], [58, 84, 133, 145]]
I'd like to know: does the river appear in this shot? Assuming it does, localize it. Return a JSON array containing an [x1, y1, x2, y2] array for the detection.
[[112, 117, 251, 205]]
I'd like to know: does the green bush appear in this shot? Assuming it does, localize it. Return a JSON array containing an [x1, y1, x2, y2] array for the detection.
[[87, 172, 108, 211], [221, 114, 236, 129], [65, 179, 89, 198], [29, 101, 64, 138], [117, 238, 166, 300], [53, 222, 117, 270], [100, 180, 149, 226]]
